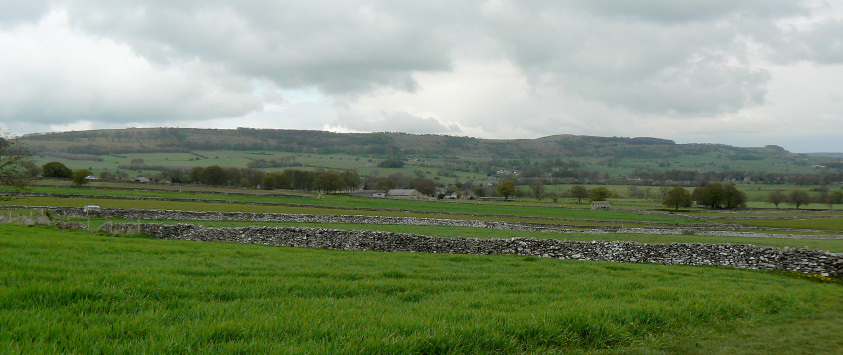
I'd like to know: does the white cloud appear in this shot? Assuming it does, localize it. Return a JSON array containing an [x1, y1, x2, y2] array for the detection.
[[0, 9, 261, 132]]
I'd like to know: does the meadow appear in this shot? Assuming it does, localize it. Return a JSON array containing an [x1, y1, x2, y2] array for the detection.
[[1, 225, 841, 354], [2, 179, 842, 353]]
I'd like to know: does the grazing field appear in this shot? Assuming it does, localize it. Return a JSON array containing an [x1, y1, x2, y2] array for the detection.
[[1, 225, 841, 354], [3, 192, 702, 225], [721, 217, 843, 232], [3, 181, 842, 353]]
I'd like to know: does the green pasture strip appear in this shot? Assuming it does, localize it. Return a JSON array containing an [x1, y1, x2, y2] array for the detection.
[[28, 183, 701, 223], [723, 218, 843, 232], [746, 201, 842, 210], [0, 198, 660, 230], [1, 195, 699, 225], [1, 225, 840, 354], [33, 181, 315, 197], [691, 210, 842, 218]]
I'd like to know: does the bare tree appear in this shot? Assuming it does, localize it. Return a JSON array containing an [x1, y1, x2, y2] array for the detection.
[[0, 131, 32, 200]]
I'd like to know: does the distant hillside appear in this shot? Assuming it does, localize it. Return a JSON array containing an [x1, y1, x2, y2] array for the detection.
[[19, 127, 796, 160], [18, 128, 842, 181], [806, 153, 843, 158]]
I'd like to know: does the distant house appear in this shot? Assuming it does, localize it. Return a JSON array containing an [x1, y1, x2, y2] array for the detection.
[[590, 201, 612, 210], [135, 176, 151, 183], [387, 189, 424, 200], [84, 175, 98, 180]]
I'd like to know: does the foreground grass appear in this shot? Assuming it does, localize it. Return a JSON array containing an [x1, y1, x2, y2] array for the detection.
[[1, 225, 841, 353]]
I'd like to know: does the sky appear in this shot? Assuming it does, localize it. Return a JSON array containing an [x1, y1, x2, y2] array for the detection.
[[1, 1, 842, 153]]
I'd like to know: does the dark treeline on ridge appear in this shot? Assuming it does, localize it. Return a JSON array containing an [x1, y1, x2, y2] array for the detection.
[[20, 127, 788, 160]]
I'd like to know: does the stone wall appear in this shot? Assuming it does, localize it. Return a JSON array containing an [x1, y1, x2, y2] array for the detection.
[[5, 205, 835, 239], [101, 222, 843, 278]]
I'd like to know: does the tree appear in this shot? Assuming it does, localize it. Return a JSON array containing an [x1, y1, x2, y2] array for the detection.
[[496, 180, 517, 200], [693, 183, 724, 209], [314, 171, 344, 194], [375, 179, 396, 192], [825, 191, 843, 209], [98, 171, 115, 181], [408, 177, 436, 196], [199, 165, 228, 186], [42, 161, 72, 179], [261, 174, 277, 190], [188, 166, 204, 183], [377, 158, 404, 168], [691, 183, 745, 209], [662, 186, 692, 211], [570, 185, 588, 203], [71, 169, 92, 186], [0, 132, 32, 199], [722, 184, 747, 209], [340, 171, 361, 193], [529, 179, 545, 201], [788, 190, 810, 209], [766, 190, 786, 208], [589, 186, 612, 202]]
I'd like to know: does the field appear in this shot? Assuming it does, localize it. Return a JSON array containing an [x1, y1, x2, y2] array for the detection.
[[2, 180, 842, 353], [2, 225, 841, 354]]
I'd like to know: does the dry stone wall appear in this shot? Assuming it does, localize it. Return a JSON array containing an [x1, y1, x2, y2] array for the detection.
[[6, 205, 837, 239], [101, 222, 843, 278]]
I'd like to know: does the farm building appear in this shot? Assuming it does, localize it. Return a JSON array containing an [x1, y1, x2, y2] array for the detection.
[[386, 189, 425, 200], [355, 189, 429, 200], [590, 201, 612, 210]]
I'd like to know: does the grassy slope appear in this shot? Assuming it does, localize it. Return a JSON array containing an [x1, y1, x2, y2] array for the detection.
[[1, 225, 841, 354]]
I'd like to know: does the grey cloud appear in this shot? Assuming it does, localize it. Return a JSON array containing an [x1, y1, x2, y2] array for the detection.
[[54, 0, 825, 116], [0, 14, 262, 127], [567, 0, 806, 24], [1, 0, 841, 150], [478, 4, 780, 115], [0, 0, 51, 25], [778, 19, 843, 64], [64, 0, 463, 93]]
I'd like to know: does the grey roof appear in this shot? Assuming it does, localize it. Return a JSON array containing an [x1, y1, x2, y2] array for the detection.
[[387, 189, 419, 196]]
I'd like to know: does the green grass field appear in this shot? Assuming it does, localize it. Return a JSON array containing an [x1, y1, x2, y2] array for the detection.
[[4, 190, 702, 225], [1, 225, 841, 354], [721, 218, 843, 232]]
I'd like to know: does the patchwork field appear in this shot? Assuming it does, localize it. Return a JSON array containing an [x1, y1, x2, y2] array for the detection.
[[1, 182, 841, 353]]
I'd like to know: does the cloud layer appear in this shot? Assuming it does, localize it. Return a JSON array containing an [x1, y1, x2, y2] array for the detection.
[[1, 0, 841, 151]]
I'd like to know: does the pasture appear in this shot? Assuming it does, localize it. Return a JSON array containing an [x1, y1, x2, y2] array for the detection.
[[1, 225, 841, 354], [1, 182, 841, 353]]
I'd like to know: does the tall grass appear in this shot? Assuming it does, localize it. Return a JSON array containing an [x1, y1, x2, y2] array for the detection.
[[1, 225, 840, 353]]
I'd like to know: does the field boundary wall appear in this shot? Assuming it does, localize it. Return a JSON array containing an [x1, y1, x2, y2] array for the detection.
[[99, 222, 843, 278]]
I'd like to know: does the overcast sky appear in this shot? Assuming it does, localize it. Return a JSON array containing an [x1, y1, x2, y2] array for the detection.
[[1, 1, 842, 152]]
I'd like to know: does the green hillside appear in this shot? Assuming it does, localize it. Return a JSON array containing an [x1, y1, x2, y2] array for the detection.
[[18, 128, 842, 183]]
